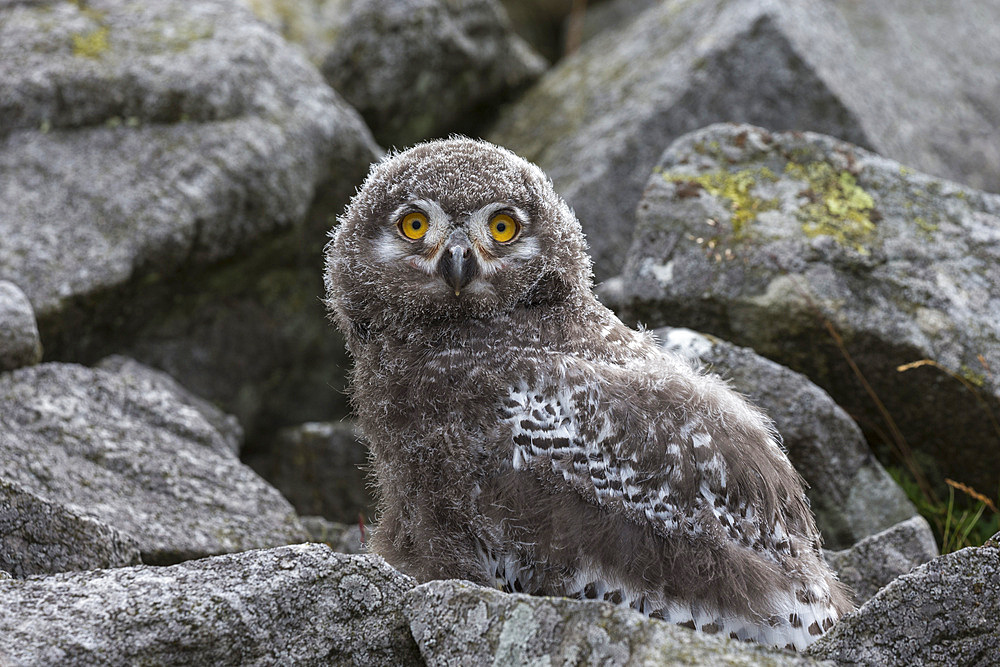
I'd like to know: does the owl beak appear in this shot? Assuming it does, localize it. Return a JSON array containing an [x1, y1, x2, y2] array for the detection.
[[438, 233, 479, 297]]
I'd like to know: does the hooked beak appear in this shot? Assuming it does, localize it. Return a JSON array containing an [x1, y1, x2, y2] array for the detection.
[[437, 232, 479, 296]]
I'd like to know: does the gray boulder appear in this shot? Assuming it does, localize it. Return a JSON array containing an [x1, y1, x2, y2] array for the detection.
[[824, 515, 939, 605], [0, 478, 141, 578], [0, 360, 307, 564], [0, 544, 422, 666], [490, 0, 1000, 278], [808, 540, 1000, 665], [245, 421, 375, 522], [322, 0, 545, 148], [0, 0, 379, 437], [651, 326, 916, 549], [615, 123, 1000, 497], [97, 355, 243, 456], [0, 281, 42, 372], [405, 579, 823, 665]]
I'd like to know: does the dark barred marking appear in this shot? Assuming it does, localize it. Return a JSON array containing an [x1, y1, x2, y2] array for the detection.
[[513, 434, 531, 447], [789, 613, 802, 628], [584, 582, 598, 599], [808, 621, 822, 636], [679, 620, 696, 630], [701, 622, 720, 634], [823, 617, 834, 631], [604, 590, 623, 604], [649, 610, 665, 621]]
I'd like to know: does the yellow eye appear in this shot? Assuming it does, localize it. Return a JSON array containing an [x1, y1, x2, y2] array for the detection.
[[489, 213, 519, 243], [399, 211, 428, 240]]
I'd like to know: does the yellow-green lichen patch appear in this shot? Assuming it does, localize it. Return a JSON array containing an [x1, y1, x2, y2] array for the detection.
[[71, 25, 109, 58], [959, 364, 986, 388], [662, 167, 778, 237], [785, 161, 876, 254], [914, 216, 939, 236]]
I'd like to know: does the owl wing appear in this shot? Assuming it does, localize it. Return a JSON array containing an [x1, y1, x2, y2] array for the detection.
[[495, 353, 846, 649], [499, 355, 808, 551]]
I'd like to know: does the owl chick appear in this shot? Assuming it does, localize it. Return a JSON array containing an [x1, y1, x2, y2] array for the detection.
[[324, 138, 853, 650]]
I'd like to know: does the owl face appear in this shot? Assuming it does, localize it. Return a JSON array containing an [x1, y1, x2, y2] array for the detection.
[[326, 139, 592, 335]]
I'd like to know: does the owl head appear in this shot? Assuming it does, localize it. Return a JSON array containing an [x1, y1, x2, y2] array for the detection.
[[325, 138, 592, 340]]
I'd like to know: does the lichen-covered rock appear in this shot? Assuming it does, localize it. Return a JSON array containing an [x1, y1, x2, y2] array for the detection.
[[0, 360, 307, 564], [824, 515, 938, 605], [0, 0, 379, 437], [322, 0, 545, 147], [808, 541, 1000, 665], [97, 355, 243, 455], [649, 327, 916, 549], [615, 123, 1000, 497], [0, 281, 42, 372], [490, 0, 1000, 278], [0, 478, 141, 578], [0, 544, 422, 666], [405, 579, 823, 666], [246, 421, 374, 522]]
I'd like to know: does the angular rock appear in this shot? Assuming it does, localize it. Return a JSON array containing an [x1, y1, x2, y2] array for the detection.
[[322, 0, 545, 148], [808, 541, 1000, 665], [0, 360, 307, 564], [405, 579, 822, 666], [245, 421, 374, 522], [652, 327, 916, 549], [615, 124, 1000, 497], [97, 355, 243, 456], [0, 280, 42, 372], [824, 516, 938, 605], [0, 0, 379, 437], [0, 544, 422, 666], [490, 0, 1000, 278], [0, 478, 141, 578]]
